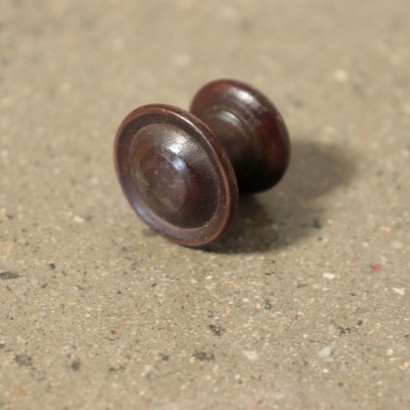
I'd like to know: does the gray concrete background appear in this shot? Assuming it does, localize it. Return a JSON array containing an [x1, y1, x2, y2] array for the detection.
[[1, 0, 409, 409]]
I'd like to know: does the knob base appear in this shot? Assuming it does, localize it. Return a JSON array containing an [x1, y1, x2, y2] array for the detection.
[[191, 79, 290, 192]]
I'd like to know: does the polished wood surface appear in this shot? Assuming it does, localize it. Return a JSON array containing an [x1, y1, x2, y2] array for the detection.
[[114, 79, 290, 247]]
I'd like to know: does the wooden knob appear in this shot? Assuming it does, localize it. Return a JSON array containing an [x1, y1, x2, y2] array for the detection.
[[114, 79, 290, 247]]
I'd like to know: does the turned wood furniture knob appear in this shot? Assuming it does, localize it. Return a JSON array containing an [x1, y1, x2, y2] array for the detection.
[[114, 79, 290, 247]]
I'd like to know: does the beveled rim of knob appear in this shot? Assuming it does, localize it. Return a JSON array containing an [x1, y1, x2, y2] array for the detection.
[[191, 79, 291, 192], [114, 104, 239, 247]]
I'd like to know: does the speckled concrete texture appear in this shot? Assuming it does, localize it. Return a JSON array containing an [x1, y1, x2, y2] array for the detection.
[[1, 0, 409, 409]]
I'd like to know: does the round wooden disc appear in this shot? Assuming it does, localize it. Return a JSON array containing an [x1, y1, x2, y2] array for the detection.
[[190, 79, 291, 192], [114, 104, 238, 247]]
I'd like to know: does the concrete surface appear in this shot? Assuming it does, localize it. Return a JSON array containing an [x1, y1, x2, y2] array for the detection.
[[1, 0, 409, 409]]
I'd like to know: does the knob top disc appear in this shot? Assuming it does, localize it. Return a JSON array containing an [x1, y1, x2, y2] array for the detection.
[[114, 104, 238, 247]]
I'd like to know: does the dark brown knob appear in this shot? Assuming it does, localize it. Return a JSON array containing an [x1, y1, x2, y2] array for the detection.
[[114, 79, 290, 247]]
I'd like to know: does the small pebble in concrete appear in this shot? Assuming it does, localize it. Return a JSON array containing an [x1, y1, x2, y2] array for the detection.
[[193, 351, 214, 362], [323, 272, 336, 280], [71, 359, 81, 371], [242, 351, 259, 361], [369, 263, 384, 272], [172, 54, 192, 67], [0, 271, 20, 280], [391, 240, 403, 249], [312, 218, 322, 229], [14, 354, 33, 367], [318, 346, 332, 359], [339, 363, 348, 372], [392, 288, 405, 296], [209, 325, 225, 336], [333, 69, 349, 82]]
